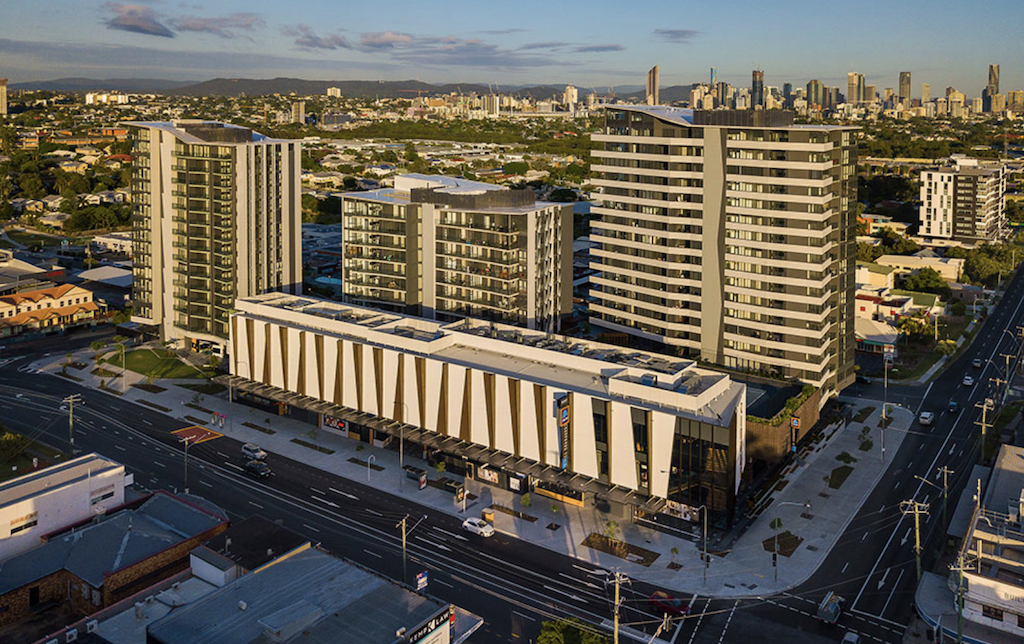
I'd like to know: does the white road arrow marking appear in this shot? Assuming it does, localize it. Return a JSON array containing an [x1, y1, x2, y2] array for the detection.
[[901, 528, 911, 547], [877, 568, 890, 590]]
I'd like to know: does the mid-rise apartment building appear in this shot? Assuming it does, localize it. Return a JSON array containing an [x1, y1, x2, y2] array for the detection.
[[590, 107, 858, 395], [127, 121, 302, 354], [339, 174, 571, 332], [919, 155, 1007, 244]]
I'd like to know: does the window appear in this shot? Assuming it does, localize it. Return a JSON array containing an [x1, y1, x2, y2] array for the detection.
[[633, 422, 648, 453], [91, 491, 115, 505], [593, 414, 608, 444], [982, 605, 1003, 621], [10, 512, 38, 535]]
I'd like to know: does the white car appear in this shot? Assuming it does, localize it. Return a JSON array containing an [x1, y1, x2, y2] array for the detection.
[[462, 517, 495, 537], [242, 443, 267, 461], [963, 375, 975, 387], [840, 633, 861, 644], [918, 411, 935, 426]]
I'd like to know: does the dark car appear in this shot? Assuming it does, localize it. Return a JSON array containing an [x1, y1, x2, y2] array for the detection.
[[244, 459, 272, 479], [649, 590, 690, 616], [948, 401, 959, 413], [855, 374, 871, 384]]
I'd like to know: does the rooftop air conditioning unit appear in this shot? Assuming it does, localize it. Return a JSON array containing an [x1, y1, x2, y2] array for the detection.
[[640, 374, 658, 387], [66, 629, 78, 643], [86, 621, 98, 634], [239, 601, 248, 611]]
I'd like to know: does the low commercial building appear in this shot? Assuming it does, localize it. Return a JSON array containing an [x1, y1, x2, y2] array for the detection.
[[917, 444, 1024, 642], [875, 254, 964, 282], [0, 492, 227, 631], [0, 283, 101, 339], [855, 261, 897, 289], [146, 544, 479, 644], [0, 453, 130, 561], [226, 292, 747, 525]]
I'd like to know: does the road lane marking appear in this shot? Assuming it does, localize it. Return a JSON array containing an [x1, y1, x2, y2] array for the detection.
[[303, 523, 320, 533], [217, 451, 229, 459], [841, 562, 849, 574], [331, 487, 360, 501], [880, 568, 905, 616], [311, 495, 339, 508], [366, 508, 382, 516], [686, 599, 712, 644], [434, 578, 454, 588], [512, 610, 534, 621], [153, 461, 165, 468], [114, 444, 126, 451], [716, 601, 738, 644], [224, 462, 243, 471], [310, 487, 325, 495], [363, 549, 382, 558], [249, 501, 263, 509], [200, 480, 213, 488], [434, 527, 469, 541], [541, 585, 585, 603]]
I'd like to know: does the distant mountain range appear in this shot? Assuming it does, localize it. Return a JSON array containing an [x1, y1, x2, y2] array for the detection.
[[10, 77, 697, 102]]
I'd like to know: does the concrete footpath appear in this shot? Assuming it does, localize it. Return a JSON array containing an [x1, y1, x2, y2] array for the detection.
[[36, 344, 911, 597]]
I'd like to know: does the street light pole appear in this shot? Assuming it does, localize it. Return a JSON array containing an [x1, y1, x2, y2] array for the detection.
[[181, 436, 193, 492], [697, 504, 709, 586], [771, 501, 810, 584], [367, 454, 375, 481]]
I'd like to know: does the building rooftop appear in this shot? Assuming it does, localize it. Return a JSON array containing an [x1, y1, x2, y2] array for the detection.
[[202, 516, 308, 572], [605, 104, 856, 131], [0, 452, 123, 510], [123, 121, 290, 145], [146, 545, 454, 644], [0, 493, 226, 595], [236, 292, 745, 426]]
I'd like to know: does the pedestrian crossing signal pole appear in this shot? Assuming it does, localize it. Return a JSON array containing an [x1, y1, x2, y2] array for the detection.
[[900, 500, 929, 584]]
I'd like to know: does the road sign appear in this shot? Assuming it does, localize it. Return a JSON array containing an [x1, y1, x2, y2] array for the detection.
[[416, 570, 428, 591], [791, 417, 800, 429], [883, 344, 895, 357]]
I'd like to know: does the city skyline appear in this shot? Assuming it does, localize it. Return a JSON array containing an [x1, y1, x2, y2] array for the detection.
[[1, 0, 1021, 95]]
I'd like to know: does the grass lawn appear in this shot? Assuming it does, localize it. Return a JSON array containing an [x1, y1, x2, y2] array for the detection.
[[6, 230, 63, 248], [104, 348, 213, 380]]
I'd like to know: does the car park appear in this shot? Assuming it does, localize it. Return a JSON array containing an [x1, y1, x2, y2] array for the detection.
[[963, 375, 975, 387], [461, 517, 495, 537], [918, 411, 935, 425], [242, 443, 267, 461], [649, 590, 690, 616], [972, 358, 984, 368], [244, 459, 272, 479]]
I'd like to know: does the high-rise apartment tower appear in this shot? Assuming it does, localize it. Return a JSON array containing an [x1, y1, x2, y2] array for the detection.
[[751, 70, 764, 108], [899, 72, 912, 106], [646, 66, 660, 105], [127, 121, 302, 354], [591, 107, 858, 395]]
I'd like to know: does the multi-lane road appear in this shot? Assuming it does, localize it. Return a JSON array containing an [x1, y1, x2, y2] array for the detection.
[[2, 268, 1023, 644]]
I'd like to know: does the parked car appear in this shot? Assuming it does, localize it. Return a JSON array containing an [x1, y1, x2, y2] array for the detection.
[[242, 443, 267, 461], [918, 411, 935, 426], [461, 517, 494, 537], [840, 633, 861, 644], [855, 374, 871, 385], [649, 590, 690, 616], [244, 459, 272, 479], [948, 401, 959, 413], [963, 375, 975, 387], [972, 358, 984, 368]]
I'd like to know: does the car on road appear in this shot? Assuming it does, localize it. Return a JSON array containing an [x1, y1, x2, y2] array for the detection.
[[244, 459, 271, 479], [242, 443, 267, 461], [918, 411, 935, 425], [461, 517, 495, 537], [840, 633, 861, 644], [973, 358, 984, 368], [855, 374, 871, 384], [948, 401, 959, 413], [648, 590, 690, 616], [963, 375, 975, 387]]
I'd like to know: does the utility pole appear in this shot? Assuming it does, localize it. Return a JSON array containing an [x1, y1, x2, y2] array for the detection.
[[975, 399, 993, 461], [900, 500, 929, 583], [950, 553, 971, 644], [938, 466, 953, 529], [63, 394, 82, 456], [1000, 352, 1015, 403], [608, 572, 628, 644], [397, 514, 408, 584]]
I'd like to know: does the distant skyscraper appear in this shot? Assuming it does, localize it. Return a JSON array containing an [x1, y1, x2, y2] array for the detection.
[[921, 83, 931, 104], [984, 64, 1000, 112], [291, 101, 305, 124], [1008, 90, 1024, 114], [846, 72, 865, 104], [884, 87, 894, 104], [806, 80, 824, 107], [864, 84, 876, 103], [127, 121, 303, 354], [326, 87, 341, 98], [710, 67, 717, 87], [898, 72, 912, 106], [0, 78, 7, 117], [782, 82, 793, 107], [751, 70, 764, 108], [646, 65, 659, 105]]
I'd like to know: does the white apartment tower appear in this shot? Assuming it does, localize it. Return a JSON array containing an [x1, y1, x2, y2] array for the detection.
[[0, 78, 7, 117], [590, 107, 858, 395], [127, 121, 303, 354], [920, 155, 1007, 243], [339, 174, 572, 333]]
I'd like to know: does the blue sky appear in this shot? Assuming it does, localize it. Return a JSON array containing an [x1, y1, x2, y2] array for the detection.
[[1, 0, 1020, 95]]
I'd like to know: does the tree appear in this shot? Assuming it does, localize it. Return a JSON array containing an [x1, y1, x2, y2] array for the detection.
[[903, 267, 951, 297], [603, 520, 619, 539], [951, 300, 967, 317], [519, 492, 531, 508], [90, 339, 106, 360], [503, 161, 529, 175], [897, 314, 930, 339], [936, 340, 958, 356]]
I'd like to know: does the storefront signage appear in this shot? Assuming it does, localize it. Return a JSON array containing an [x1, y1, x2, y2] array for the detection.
[[408, 605, 454, 643], [479, 467, 499, 485], [557, 394, 571, 470], [322, 414, 347, 431]]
